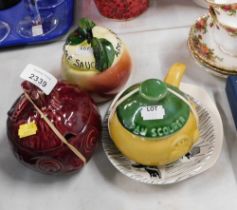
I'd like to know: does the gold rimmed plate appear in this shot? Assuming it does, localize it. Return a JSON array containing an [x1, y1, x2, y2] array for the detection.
[[188, 39, 237, 78], [188, 14, 237, 75]]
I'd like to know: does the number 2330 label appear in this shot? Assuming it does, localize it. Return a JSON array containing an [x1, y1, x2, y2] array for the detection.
[[20, 64, 57, 95]]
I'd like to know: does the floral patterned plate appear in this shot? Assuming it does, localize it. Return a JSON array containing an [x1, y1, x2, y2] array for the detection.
[[102, 83, 223, 185], [188, 41, 237, 78], [188, 14, 237, 74]]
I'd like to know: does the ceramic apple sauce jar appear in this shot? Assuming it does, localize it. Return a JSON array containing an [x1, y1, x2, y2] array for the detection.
[[108, 63, 200, 166], [7, 81, 101, 175], [61, 18, 132, 103]]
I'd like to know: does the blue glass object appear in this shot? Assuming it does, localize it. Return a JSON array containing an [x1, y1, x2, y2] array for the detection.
[[226, 75, 237, 129], [0, 20, 10, 42], [0, 0, 74, 47]]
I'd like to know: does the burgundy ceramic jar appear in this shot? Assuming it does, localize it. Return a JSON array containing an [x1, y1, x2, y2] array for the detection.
[[7, 81, 101, 175]]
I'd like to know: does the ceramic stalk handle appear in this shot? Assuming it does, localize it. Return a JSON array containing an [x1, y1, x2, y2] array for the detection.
[[164, 63, 186, 88]]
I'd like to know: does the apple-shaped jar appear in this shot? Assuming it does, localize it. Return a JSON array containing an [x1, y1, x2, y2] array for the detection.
[[7, 81, 101, 174], [108, 64, 200, 166], [61, 18, 132, 103]]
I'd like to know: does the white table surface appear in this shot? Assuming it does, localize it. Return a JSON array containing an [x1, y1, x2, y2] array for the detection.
[[0, 0, 237, 209]]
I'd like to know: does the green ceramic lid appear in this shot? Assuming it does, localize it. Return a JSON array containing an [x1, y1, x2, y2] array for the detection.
[[116, 79, 190, 138]]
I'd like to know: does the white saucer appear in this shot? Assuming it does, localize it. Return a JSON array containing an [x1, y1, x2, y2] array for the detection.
[[102, 83, 223, 185], [189, 46, 229, 79], [188, 14, 237, 75]]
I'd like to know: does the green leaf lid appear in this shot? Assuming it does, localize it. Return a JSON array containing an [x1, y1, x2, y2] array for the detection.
[[64, 18, 123, 72], [113, 64, 194, 139]]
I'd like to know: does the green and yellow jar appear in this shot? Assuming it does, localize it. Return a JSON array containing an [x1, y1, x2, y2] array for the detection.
[[108, 63, 199, 166]]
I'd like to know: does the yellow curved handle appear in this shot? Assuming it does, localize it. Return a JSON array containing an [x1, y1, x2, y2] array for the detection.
[[164, 63, 186, 88]]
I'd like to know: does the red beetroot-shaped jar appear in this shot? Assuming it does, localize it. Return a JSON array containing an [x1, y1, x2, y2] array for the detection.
[[7, 81, 101, 175]]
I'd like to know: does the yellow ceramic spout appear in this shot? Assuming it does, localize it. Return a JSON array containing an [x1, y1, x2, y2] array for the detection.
[[164, 63, 186, 88]]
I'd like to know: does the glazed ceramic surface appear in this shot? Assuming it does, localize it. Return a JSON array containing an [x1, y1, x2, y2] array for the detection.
[[188, 14, 237, 75], [189, 47, 231, 78], [103, 83, 223, 184], [62, 18, 132, 103], [108, 64, 199, 166], [115, 80, 190, 138], [93, 0, 149, 20], [7, 81, 101, 175], [206, 0, 237, 28], [209, 6, 237, 56]]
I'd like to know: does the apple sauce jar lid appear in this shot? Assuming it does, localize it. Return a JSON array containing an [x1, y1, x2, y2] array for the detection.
[[115, 79, 190, 138], [63, 18, 124, 72]]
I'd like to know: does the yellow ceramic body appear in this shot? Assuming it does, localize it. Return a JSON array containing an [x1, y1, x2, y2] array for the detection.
[[108, 63, 200, 166]]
